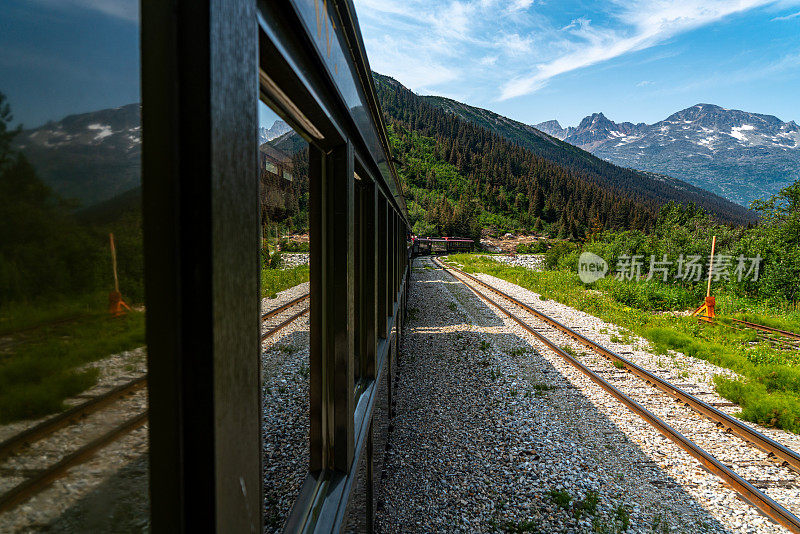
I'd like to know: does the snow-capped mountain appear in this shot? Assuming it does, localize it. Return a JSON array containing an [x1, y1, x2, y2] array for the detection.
[[12, 107, 294, 207], [534, 104, 800, 206], [14, 104, 142, 206], [259, 120, 291, 145]]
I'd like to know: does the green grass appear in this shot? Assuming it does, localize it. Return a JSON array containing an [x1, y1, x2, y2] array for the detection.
[[574, 490, 600, 520], [0, 291, 110, 335], [547, 490, 572, 509], [0, 309, 145, 423], [261, 265, 310, 298], [448, 253, 800, 433]]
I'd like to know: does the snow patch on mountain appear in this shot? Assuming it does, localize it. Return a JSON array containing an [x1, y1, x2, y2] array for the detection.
[[533, 104, 800, 206], [88, 123, 114, 141]]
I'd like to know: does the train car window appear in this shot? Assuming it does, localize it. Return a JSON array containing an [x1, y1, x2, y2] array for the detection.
[[0, 1, 148, 530], [258, 99, 312, 532], [354, 176, 364, 395]]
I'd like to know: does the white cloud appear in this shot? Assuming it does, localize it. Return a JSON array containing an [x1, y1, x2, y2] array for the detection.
[[33, 0, 138, 22], [364, 34, 461, 91], [772, 10, 800, 19], [496, 33, 535, 55], [510, 0, 535, 11], [662, 52, 800, 93], [500, 0, 798, 100], [354, 0, 800, 101], [636, 80, 655, 87]]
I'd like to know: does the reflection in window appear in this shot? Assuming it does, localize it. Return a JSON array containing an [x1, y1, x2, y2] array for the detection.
[[0, 1, 147, 531], [259, 100, 312, 532]]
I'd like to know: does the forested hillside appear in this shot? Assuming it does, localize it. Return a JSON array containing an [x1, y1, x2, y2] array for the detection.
[[375, 74, 663, 239], [377, 76, 753, 227], [420, 92, 753, 224]]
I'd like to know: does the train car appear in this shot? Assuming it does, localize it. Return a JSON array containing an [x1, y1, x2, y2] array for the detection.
[[411, 236, 474, 256], [445, 238, 475, 254], [0, 1, 409, 533]]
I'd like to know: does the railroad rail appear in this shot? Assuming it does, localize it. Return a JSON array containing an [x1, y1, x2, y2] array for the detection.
[[433, 257, 800, 533], [720, 318, 800, 351], [716, 320, 800, 351], [0, 291, 311, 513], [730, 318, 800, 341], [261, 292, 310, 342]]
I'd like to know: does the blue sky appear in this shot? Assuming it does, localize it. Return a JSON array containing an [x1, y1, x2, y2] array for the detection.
[[353, 0, 800, 126], [3, 0, 798, 130], [0, 0, 139, 129]]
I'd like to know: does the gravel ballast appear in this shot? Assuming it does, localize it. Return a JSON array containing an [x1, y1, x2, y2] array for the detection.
[[377, 257, 794, 533], [262, 282, 311, 532]]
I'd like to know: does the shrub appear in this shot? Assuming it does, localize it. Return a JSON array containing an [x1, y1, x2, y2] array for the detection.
[[598, 279, 698, 311], [715, 376, 800, 433], [516, 240, 549, 254], [279, 239, 310, 252], [269, 251, 283, 269], [544, 241, 577, 269]]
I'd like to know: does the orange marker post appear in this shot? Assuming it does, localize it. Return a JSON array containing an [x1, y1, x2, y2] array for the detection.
[[691, 235, 716, 322], [108, 233, 131, 316]]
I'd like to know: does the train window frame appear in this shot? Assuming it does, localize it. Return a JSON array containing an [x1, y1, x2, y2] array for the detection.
[[142, 0, 410, 531], [257, 1, 411, 530]]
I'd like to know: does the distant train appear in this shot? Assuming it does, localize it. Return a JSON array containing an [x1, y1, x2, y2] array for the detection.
[[411, 236, 475, 256]]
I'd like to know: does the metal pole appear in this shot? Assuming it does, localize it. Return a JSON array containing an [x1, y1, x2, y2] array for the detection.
[[706, 235, 716, 298], [109, 233, 120, 293]]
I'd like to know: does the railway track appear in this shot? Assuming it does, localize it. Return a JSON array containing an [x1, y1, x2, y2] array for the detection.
[[261, 292, 310, 342], [714, 318, 800, 351], [0, 292, 310, 514], [433, 257, 800, 533], [731, 318, 800, 342]]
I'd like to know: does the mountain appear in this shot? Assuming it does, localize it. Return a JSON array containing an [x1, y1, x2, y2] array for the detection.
[[533, 119, 575, 140], [374, 73, 656, 238], [13, 104, 141, 206], [259, 120, 291, 145], [534, 104, 800, 206], [417, 91, 752, 224], [12, 107, 294, 208]]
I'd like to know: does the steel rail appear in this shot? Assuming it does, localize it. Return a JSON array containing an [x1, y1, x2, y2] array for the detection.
[[717, 321, 800, 351], [0, 293, 308, 468], [261, 306, 309, 342], [730, 318, 800, 341], [261, 292, 309, 321], [435, 258, 800, 533], [434, 258, 800, 474], [0, 411, 148, 513], [0, 376, 147, 462], [0, 292, 310, 514]]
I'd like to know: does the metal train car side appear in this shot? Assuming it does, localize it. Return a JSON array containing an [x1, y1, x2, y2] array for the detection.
[[141, 1, 410, 532], [411, 236, 475, 256]]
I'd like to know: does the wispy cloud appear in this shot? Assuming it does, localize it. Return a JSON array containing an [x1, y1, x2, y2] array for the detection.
[[500, 0, 793, 100], [636, 80, 655, 87], [658, 52, 800, 94], [355, 0, 531, 93], [32, 0, 138, 23], [772, 10, 800, 19], [355, 0, 800, 101]]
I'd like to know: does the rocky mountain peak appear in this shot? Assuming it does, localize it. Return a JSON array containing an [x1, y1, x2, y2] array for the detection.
[[532, 103, 800, 205]]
